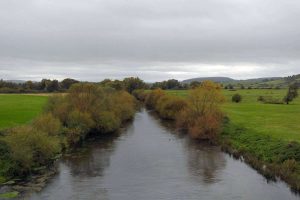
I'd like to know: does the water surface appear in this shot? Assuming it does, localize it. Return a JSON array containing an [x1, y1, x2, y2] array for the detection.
[[29, 109, 299, 200]]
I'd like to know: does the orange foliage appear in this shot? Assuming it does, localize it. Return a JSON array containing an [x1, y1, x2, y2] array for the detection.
[[176, 81, 225, 141]]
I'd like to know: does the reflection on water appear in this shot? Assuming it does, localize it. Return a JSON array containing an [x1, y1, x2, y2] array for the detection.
[[184, 139, 226, 185], [28, 109, 300, 200], [63, 136, 119, 178]]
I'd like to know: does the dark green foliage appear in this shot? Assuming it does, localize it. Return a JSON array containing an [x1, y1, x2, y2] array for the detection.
[[284, 83, 298, 104], [61, 78, 79, 90], [189, 81, 201, 89], [0, 78, 80, 93], [232, 93, 242, 103], [123, 77, 147, 93], [151, 79, 183, 90]]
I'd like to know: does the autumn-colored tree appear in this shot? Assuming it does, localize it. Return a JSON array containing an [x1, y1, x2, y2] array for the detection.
[[177, 81, 225, 141], [145, 89, 166, 109]]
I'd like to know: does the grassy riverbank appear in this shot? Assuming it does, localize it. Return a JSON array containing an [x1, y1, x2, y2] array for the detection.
[[0, 86, 137, 198], [166, 89, 300, 190], [167, 89, 300, 142]]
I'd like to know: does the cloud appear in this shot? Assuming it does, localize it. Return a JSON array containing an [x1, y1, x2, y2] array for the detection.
[[0, 0, 300, 81]]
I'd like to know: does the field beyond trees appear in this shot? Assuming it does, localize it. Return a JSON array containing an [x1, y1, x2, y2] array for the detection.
[[0, 94, 48, 129], [167, 89, 300, 142]]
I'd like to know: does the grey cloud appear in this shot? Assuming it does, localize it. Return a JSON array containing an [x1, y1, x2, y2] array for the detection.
[[0, 0, 300, 81]]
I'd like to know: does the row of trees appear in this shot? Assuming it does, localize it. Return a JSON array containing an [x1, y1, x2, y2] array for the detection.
[[0, 83, 136, 178], [133, 81, 225, 142], [0, 78, 79, 93]]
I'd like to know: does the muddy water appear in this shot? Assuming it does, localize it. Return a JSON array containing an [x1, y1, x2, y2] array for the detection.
[[28, 109, 299, 200]]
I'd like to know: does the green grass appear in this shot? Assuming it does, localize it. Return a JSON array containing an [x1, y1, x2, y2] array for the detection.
[[167, 89, 300, 142], [0, 94, 48, 129], [0, 191, 19, 199]]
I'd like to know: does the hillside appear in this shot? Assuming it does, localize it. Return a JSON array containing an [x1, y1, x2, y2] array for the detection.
[[182, 75, 300, 88], [182, 77, 235, 83]]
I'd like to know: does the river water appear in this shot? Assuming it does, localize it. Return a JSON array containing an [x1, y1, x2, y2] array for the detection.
[[28, 109, 299, 200]]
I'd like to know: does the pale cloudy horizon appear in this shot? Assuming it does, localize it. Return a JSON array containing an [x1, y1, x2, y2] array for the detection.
[[1, 0, 300, 82]]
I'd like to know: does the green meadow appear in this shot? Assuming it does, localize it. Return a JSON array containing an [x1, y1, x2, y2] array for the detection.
[[0, 94, 48, 129], [167, 89, 300, 142]]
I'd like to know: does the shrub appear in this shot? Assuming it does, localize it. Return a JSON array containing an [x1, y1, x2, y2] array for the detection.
[[32, 113, 62, 136], [156, 95, 187, 120], [257, 96, 264, 102], [176, 81, 225, 142], [45, 95, 70, 124], [188, 111, 224, 140], [132, 89, 147, 101], [257, 96, 283, 104], [145, 89, 165, 109], [3, 126, 61, 176], [67, 110, 94, 134], [112, 91, 136, 121], [94, 111, 121, 133], [68, 83, 103, 113], [232, 94, 242, 103]]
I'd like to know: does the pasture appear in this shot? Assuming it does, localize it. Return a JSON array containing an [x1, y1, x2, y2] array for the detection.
[[167, 89, 300, 142], [0, 94, 48, 129]]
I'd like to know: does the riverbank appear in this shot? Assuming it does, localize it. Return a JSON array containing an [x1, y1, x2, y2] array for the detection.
[[221, 122, 300, 191], [134, 88, 300, 192], [0, 84, 138, 199]]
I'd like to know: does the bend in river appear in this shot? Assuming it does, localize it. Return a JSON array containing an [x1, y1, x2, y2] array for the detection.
[[28, 109, 299, 200]]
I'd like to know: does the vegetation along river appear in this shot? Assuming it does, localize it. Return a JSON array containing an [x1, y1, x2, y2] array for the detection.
[[27, 109, 299, 200]]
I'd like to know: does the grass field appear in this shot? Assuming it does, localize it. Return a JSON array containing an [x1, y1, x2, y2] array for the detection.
[[167, 89, 300, 142], [0, 94, 49, 129]]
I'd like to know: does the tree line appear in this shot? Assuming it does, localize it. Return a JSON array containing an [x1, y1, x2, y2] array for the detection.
[[0, 78, 79, 93], [133, 81, 225, 142]]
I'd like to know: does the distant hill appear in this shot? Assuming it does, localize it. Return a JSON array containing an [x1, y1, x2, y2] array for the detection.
[[182, 77, 235, 83], [182, 75, 300, 88]]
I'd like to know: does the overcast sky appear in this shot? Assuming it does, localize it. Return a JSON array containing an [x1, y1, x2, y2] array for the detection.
[[0, 0, 300, 82]]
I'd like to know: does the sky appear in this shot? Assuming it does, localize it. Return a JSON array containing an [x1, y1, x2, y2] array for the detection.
[[0, 0, 300, 82]]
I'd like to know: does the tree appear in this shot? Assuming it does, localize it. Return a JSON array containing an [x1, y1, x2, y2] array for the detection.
[[232, 94, 242, 103], [61, 78, 79, 90], [177, 81, 225, 141], [123, 77, 146, 93], [190, 81, 201, 89], [284, 83, 298, 104]]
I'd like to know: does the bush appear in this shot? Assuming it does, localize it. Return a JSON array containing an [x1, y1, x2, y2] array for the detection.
[[232, 94, 242, 103], [3, 126, 61, 176], [145, 89, 165, 109], [112, 91, 136, 121], [45, 95, 70, 124], [132, 89, 147, 101], [32, 113, 62, 136], [65, 110, 95, 145], [94, 111, 121, 133], [156, 95, 187, 120], [257, 96, 283, 104], [176, 81, 225, 142]]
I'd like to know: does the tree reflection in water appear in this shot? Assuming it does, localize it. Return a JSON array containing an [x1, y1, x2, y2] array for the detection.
[[184, 138, 226, 185], [62, 127, 129, 178]]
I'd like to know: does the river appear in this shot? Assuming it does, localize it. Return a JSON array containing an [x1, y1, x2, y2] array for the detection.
[[28, 109, 299, 200]]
